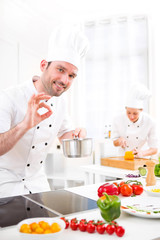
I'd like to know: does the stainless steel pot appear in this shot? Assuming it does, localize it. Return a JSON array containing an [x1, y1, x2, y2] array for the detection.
[[62, 137, 93, 158]]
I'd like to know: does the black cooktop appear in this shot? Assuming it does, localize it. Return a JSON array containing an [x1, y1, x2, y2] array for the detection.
[[0, 195, 58, 228], [25, 189, 98, 215]]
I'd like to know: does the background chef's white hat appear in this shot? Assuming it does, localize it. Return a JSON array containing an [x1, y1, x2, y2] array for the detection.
[[46, 24, 89, 69], [126, 82, 151, 109]]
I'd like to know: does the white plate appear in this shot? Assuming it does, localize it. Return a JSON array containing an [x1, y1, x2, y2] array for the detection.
[[144, 185, 160, 197], [17, 217, 65, 240], [121, 196, 160, 218]]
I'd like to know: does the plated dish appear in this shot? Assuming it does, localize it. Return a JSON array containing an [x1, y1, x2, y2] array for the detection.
[[121, 196, 160, 218]]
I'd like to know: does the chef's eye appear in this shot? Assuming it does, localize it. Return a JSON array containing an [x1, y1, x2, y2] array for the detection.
[[58, 68, 64, 73], [69, 74, 75, 79]]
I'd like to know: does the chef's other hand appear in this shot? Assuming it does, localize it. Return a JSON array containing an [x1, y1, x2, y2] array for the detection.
[[118, 137, 127, 148], [23, 93, 53, 130], [73, 128, 87, 139]]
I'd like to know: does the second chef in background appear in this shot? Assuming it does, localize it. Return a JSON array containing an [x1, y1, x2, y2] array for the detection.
[[112, 83, 158, 158]]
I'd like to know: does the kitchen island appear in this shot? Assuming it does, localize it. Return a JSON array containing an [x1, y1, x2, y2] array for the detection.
[[0, 178, 160, 240]]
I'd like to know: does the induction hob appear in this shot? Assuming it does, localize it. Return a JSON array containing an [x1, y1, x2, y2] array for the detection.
[[25, 189, 98, 215], [0, 195, 58, 228]]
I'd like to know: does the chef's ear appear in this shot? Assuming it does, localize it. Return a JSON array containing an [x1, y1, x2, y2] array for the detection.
[[40, 60, 48, 71]]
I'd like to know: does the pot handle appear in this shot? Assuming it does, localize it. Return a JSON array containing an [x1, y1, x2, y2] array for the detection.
[[73, 130, 79, 140]]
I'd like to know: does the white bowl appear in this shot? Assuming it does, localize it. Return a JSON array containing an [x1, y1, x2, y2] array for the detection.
[[144, 185, 160, 197], [17, 217, 65, 240]]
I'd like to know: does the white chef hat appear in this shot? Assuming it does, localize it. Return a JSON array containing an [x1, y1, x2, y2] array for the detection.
[[46, 24, 89, 69], [126, 82, 151, 109]]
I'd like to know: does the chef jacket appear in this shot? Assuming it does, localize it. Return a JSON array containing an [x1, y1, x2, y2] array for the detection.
[[0, 80, 73, 198], [112, 111, 158, 156]]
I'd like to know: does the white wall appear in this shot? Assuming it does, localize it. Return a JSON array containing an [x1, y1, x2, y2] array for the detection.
[[1, 0, 160, 127]]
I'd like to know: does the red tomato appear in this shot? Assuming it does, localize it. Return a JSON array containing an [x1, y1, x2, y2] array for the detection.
[[79, 221, 87, 232], [132, 184, 143, 195], [106, 224, 115, 235], [70, 221, 79, 231], [115, 226, 125, 237], [60, 217, 69, 229], [96, 224, 105, 234], [86, 223, 95, 233], [120, 184, 133, 196], [119, 181, 125, 187]]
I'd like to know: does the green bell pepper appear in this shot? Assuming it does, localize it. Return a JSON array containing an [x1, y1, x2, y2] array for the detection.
[[97, 192, 121, 223], [154, 158, 160, 177]]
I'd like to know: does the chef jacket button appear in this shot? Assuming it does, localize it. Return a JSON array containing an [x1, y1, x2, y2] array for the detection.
[[51, 103, 53, 106], [22, 178, 25, 181], [27, 164, 30, 167], [136, 137, 138, 139], [128, 125, 130, 127], [49, 124, 52, 127], [137, 125, 139, 128], [32, 146, 35, 149], [40, 161, 43, 164], [27, 207, 30, 211], [29, 191, 32, 194], [127, 136, 129, 138], [136, 147, 138, 149], [45, 142, 48, 146], [37, 126, 40, 129]]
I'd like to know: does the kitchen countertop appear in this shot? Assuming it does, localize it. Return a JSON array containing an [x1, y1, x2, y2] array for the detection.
[[1, 178, 160, 240]]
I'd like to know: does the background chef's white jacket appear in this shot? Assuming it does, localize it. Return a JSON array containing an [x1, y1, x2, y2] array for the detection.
[[112, 111, 158, 156], [0, 80, 73, 198]]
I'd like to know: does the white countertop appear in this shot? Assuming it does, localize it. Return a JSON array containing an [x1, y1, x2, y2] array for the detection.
[[1, 178, 160, 240]]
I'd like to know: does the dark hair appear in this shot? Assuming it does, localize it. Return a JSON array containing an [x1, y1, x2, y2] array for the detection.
[[46, 61, 52, 69]]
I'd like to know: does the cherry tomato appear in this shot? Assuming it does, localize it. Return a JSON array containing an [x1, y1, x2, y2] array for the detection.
[[120, 183, 133, 196], [115, 226, 125, 237], [86, 223, 95, 233], [70, 217, 77, 223], [106, 224, 115, 235], [132, 184, 143, 195], [60, 217, 69, 229], [79, 221, 87, 232], [111, 220, 119, 227], [70, 220, 79, 231], [96, 224, 105, 234]]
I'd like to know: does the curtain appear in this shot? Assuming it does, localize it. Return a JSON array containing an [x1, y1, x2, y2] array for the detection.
[[82, 15, 149, 139]]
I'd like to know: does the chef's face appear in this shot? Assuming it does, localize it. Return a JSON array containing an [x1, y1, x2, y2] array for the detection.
[[40, 60, 78, 96], [126, 107, 142, 123]]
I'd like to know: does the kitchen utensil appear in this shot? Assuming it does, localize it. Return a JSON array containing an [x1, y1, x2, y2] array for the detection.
[[62, 136, 93, 158]]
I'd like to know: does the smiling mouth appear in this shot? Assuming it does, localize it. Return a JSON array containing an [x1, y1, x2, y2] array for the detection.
[[54, 81, 65, 91]]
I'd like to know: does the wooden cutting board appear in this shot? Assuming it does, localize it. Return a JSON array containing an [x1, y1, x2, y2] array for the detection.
[[101, 156, 158, 170]]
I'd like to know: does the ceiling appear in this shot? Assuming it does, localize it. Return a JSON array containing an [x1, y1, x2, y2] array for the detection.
[[0, 0, 157, 56]]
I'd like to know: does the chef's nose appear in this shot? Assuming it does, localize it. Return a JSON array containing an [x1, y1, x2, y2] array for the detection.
[[61, 74, 69, 85]]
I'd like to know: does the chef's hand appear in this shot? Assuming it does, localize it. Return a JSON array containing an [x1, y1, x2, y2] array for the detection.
[[132, 148, 143, 158], [23, 93, 53, 130], [73, 128, 87, 139]]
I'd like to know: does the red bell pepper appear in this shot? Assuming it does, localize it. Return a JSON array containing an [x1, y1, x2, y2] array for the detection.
[[97, 183, 119, 197]]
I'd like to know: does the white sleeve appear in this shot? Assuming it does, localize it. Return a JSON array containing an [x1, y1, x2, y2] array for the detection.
[[147, 120, 159, 148], [111, 117, 120, 140], [0, 91, 14, 133]]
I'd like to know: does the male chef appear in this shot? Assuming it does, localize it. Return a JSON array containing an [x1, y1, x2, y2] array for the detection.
[[112, 83, 158, 158], [0, 25, 89, 198]]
